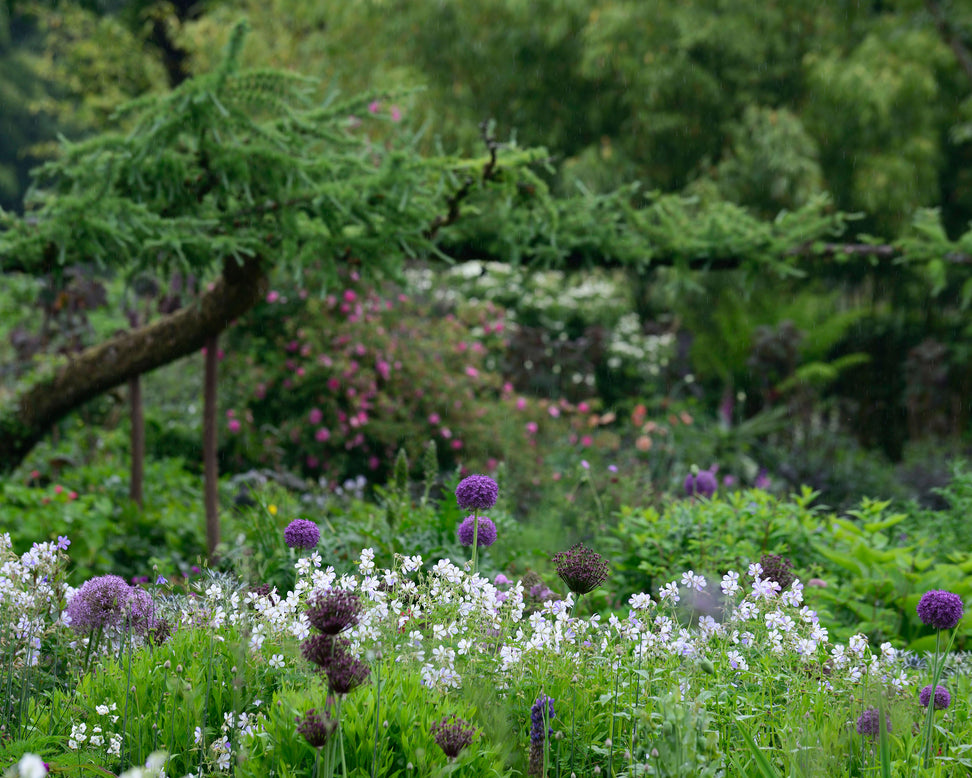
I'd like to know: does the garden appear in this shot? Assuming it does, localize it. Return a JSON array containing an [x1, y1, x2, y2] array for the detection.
[[4, 1, 972, 776]]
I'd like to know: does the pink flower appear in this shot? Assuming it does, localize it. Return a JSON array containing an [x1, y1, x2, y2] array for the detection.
[[368, 100, 381, 114], [577, 402, 590, 413], [69, 491, 78, 500], [526, 421, 539, 434], [54, 485, 63, 495], [228, 419, 242, 434], [307, 456, 319, 469], [441, 427, 453, 439], [377, 360, 390, 380], [255, 383, 267, 400], [309, 408, 323, 425], [451, 439, 463, 450], [226, 409, 236, 418], [465, 366, 479, 378], [516, 397, 527, 411], [343, 289, 357, 303], [315, 427, 331, 442], [548, 407, 561, 418], [581, 435, 592, 447], [428, 413, 441, 425], [368, 456, 381, 470], [502, 382, 513, 394], [266, 290, 280, 303], [327, 378, 341, 392], [390, 105, 402, 122]]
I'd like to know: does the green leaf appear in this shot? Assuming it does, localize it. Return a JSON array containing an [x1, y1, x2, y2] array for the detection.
[[735, 720, 782, 778]]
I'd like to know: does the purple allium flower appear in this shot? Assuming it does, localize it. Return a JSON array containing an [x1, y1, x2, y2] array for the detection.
[[431, 714, 477, 759], [457, 515, 497, 548], [684, 468, 718, 498], [126, 587, 156, 634], [759, 553, 795, 591], [65, 575, 143, 635], [284, 519, 320, 549], [306, 589, 361, 634], [296, 708, 337, 748], [325, 651, 371, 695], [455, 475, 498, 511], [916, 590, 964, 630], [148, 617, 172, 647], [301, 634, 351, 670], [528, 696, 555, 776], [919, 684, 951, 710], [856, 707, 891, 738], [552, 543, 609, 595]]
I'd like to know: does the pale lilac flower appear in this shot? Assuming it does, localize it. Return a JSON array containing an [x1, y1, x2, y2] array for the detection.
[[659, 582, 680, 604]]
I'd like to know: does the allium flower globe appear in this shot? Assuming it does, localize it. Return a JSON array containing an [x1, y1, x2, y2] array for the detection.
[[306, 589, 362, 634], [856, 707, 891, 738], [919, 684, 951, 710], [916, 590, 964, 630], [65, 575, 155, 636], [431, 715, 477, 759], [325, 651, 371, 695], [296, 709, 337, 748], [552, 543, 609, 595], [455, 475, 498, 511], [684, 469, 717, 498], [457, 515, 497, 548], [301, 634, 351, 670], [284, 518, 320, 549]]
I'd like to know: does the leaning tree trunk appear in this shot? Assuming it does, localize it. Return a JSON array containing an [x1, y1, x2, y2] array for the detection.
[[0, 255, 267, 474], [202, 334, 219, 557]]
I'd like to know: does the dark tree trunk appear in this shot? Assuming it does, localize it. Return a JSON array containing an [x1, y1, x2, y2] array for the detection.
[[203, 334, 219, 558], [0, 255, 267, 474], [129, 374, 144, 508]]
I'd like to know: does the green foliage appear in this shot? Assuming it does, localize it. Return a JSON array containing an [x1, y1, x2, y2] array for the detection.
[[605, 487, 824, 604], [1, 452, 205, 584], [812, 498, 972, 650], [40, 622, 287, 777], [241, 667, 512, 777]]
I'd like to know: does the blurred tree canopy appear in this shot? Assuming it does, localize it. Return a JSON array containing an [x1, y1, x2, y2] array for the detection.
[[3, 0, 972, 235], [172, 0, 972, 237]]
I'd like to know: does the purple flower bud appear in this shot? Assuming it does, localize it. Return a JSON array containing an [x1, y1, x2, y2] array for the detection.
[[296, 708, 337, 748], [552, 543, 609, 595], [431, 715, 477, 759], [306, 589, 361, 634]]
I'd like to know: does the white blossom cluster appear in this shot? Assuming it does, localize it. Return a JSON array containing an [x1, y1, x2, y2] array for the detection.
[[0, 533, 73, 669]]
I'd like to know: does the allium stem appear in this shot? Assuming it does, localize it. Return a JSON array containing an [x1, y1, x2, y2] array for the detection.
[[337, 696, 348, 778], [921, 627, 956, 767], [121, 618, 134, 770], [313, 746, 321, 778], [471, 511, 480, 574]]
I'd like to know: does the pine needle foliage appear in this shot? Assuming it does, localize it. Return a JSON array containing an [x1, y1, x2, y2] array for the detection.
[[0, 20, 547, 284]]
